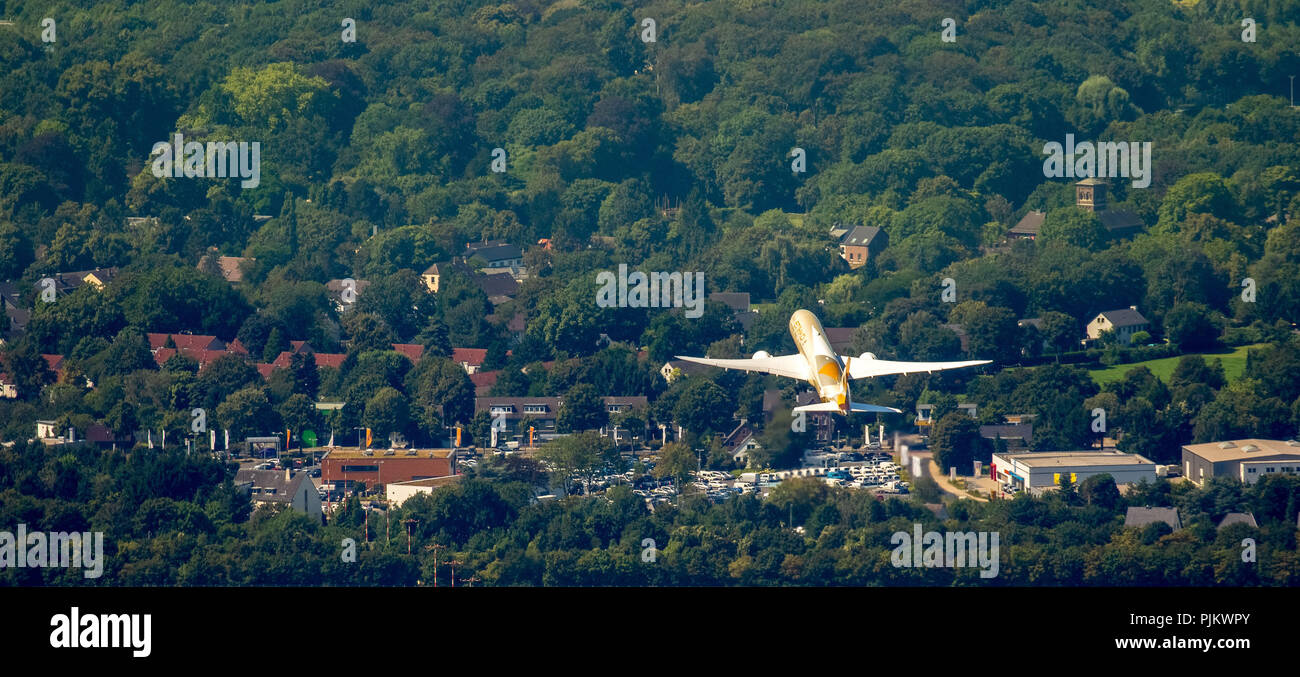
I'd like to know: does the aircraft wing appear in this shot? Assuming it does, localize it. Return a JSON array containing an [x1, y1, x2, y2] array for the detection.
[[847, 357, 991, 379], [673, 354, 809, 380]]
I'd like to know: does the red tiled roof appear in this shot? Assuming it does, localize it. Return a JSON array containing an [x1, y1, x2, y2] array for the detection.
[[271, 351, 294, 369], [255, 363, 276, 380], [392, 343, 425, 362], [172, 334, 223, 352], [193, 349, 227, 367], [147, 333, 224, 353], [153, 348, 177, 365], [227, 338, 249, 354], [315, 353, 345, 369], [469, 370, 499, 388], [42, 354, 64, 371], [452, 348, 487, 366]]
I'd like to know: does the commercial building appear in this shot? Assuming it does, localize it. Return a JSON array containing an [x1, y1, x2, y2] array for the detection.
[[321, 448, 456, 491], [474, 396, 648, 435], [991, 451, 1156, 495], [1180, 439, 1300, 486], [386, 476, 462, 507]]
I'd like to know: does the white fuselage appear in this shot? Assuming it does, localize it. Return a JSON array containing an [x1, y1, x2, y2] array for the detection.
[[789, 309, 850, 413]]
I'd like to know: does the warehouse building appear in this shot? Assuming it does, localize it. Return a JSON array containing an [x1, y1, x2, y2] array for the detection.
[[991, 451, 1156, 496], [1180, 439, 1300, 486], [321, 448, 456, 491]]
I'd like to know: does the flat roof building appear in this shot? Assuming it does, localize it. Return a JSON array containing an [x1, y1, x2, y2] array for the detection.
[[991, 450, 1156, 496], [386, 476, 462, 507], [1180, 439, 1300, 486], [321, 448, 456, 491]]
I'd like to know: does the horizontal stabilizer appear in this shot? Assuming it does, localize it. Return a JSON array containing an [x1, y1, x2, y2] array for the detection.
[[793, 401, 902, 414]]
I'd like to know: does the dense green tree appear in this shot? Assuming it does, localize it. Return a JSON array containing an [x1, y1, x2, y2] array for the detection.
[[216, 386, 277, 440], [931, 412, 985, 474], [557, 383, 608, 433]]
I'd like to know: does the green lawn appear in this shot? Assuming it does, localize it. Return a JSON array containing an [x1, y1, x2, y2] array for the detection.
[[1088, 343, 1264, 385]]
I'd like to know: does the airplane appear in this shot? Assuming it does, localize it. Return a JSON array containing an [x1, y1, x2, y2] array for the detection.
[[674, 309, 991, 416]]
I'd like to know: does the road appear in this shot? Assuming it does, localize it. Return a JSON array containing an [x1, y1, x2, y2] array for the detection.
[[908, 449, 989, 503]]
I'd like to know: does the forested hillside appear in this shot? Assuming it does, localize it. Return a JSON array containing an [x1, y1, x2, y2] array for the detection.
[[1, 1, 1300, 587]]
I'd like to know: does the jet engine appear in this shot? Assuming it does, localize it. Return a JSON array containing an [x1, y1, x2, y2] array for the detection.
[[753, 350, 771, 359]]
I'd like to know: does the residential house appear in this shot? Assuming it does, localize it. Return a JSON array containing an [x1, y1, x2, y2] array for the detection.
[[391, 343, 425, 363], [198, 254, 251, 284], [56, 267, 118, 291], [723, 421, 761, 467], [235, 468, 321, 516], [1008, 211, 1045, 240], [1085, 306, 1149, 344], [836, 225, 888, 269], [465, 240, 524, 269], [980, 423, 1033, 449], [821, 327, 857, 354], [422, 260, 520, 305], [325, 278, 370, 313], [453, 348, 488, 374], [470, 370, 499, 396], [659, 359, 714, 384], [709, 292, 750, 314], [476, 270, 520, 306], [1124, 506, 1182, 530], [1217, 512, 1258, 529], [0, 281, 28, 339]]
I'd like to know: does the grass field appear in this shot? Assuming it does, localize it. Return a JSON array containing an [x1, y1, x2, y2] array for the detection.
[[1088, 343, 1264, 385]]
